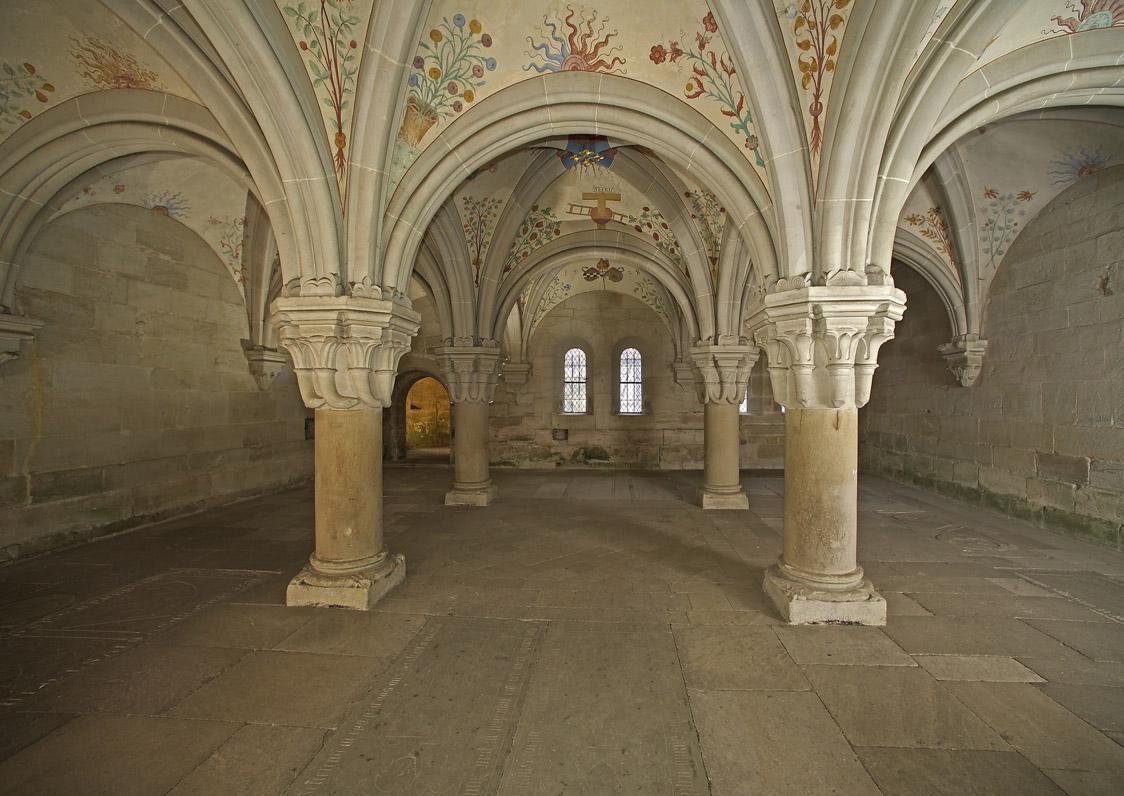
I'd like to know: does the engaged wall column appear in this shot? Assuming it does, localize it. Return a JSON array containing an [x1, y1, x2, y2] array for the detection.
[[272, 295, 420, 610], [751, 283, 906, 626], [436, 341, 502, 506], [691, 342, 758, 510]]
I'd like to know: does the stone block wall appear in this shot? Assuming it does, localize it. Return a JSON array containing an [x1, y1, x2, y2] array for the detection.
[[0, 205, 312, 560], [861, 167, 1124, 548], [488, 290, 784, 470]]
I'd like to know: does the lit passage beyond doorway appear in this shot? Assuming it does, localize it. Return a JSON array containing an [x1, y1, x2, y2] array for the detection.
[[405, 377, 452, 458]]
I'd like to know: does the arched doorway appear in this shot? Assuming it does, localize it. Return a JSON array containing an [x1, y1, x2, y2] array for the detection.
[[389, 375, 452, 462]]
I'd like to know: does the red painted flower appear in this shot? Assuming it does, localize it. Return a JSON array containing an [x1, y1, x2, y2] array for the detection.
[[649, 44, 667, 64], [983, 187, 998, 199], [1017, 190, 1036, 202], [703, 11, 718, 33]]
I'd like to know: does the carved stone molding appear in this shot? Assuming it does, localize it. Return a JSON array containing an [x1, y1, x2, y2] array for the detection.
[[938, 335, 988, 387], [0, 313, 43, 367], [689, 342, 759, 404], [270, 296, 421, 410], [240, 340, 289, 391], [748, 285, 907, 410], [501, 361, 532, 387], [434, 342, 503, 404]]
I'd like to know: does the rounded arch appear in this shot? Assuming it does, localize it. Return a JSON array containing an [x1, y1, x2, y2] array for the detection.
[[0, 91, 295, 308], [891, 231, 968, 342], [385, 363, 451, 461], [489, 229, 701, 342], [374, 72, 779, 304]]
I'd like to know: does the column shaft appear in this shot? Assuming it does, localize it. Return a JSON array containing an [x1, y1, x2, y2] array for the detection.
[[698, 401, 748, 509], [445, 400, 496, 506]]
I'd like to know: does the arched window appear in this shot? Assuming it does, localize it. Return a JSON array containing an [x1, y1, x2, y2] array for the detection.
[[619, 347, 642, 414], [739, 388, 749, 414], [562, 348, 587, 413]]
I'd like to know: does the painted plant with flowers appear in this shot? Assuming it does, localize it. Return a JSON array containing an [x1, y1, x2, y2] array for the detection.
[[399, 14, 496, 148], [980, 187, 1036, 271], [650, 12, 764, 167]]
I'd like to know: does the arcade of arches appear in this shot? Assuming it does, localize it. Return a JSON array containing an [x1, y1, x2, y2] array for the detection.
[[1, 1, 1124, 791]]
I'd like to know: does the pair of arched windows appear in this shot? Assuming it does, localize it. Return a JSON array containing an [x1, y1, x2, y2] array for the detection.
[[562, 347, 642, 414]]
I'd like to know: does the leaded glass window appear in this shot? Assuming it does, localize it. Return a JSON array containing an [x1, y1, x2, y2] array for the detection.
[[563, 347, 587, 413], [619, 347, 642, 414]]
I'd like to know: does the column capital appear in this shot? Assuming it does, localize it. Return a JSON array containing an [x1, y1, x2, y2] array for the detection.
[[748, 285, 906, 410], [240, 340, 289, 391], [938, 335, 988, 387], [689, 341, 759, 404], [434, 341, 503, 403], [270, 296, 420, 410], [0, 312, 43, 367]]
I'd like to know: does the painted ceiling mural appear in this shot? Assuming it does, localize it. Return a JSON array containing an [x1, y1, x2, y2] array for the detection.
[[389, 0, 766, 190], [897, 116, 1121, 303], [972, 0, 1124, 69], [274, 0, 377, 204], [50, 158, 255, 299], [527, 260, 675, 339], [0, 0, 198, 142]]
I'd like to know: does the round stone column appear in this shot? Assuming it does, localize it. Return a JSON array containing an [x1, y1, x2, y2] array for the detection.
[[691, 342, 756, 510], [447, 399, 496, 505], [699, 400, 748, 509], [436, 341, 502, 507], [271, 295, 419, 610], [752, 283, 906, 626]]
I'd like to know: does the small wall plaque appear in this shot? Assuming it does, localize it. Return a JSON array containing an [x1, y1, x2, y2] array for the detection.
[[552, 428, 568, 441]]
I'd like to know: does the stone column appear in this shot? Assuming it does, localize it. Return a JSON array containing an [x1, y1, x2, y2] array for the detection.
[[691, 342, 758, 509], [271, 295, 420, 610], [436, 341, 502, 506], [751, 283, 906, 625]]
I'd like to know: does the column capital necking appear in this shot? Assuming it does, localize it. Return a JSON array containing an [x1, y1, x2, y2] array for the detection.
[[270, 296, 421, 410], [434, 341, 503, 404], [748, 285, 907, 410]]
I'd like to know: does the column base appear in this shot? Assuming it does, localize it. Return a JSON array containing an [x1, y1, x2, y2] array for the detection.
[[697, 486, 749, 510], [286, 553, 406, 610], [763, 564, 886, 626], [444, 483, 497, 507]]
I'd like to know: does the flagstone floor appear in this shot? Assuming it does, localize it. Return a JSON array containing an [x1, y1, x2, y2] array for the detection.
[[1, 467, 1122, 794]]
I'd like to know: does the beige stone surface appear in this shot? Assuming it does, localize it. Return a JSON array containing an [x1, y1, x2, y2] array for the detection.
[[856, 748, 1064, 795], [914, 654, 1046, 682]]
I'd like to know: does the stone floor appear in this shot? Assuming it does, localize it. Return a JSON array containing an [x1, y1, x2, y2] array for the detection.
[[1, 468, 1123, 795]]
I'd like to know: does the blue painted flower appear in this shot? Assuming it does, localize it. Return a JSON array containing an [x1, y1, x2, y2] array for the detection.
[[485, 57, 497, 71], [408, 74, 419, 87], [453, 14, 466, 28]]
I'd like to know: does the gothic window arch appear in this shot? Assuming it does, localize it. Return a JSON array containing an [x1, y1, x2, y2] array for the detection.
[[619, 347, 642, 414], [562, 347, 588, 414]]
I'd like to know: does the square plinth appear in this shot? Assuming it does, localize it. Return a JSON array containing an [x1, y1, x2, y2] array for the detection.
[[764, 566, 887, 626], [286, 554, 405, 610], [698, 488, 750, 510], [444, 485, 497, 507]]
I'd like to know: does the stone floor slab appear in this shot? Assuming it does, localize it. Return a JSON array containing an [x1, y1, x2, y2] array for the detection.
[[1036, 683, 1124, 732], [689, 689, 879, 795], [1019, 653, 1124, 687], [947, 682, 1124, 775], [914, 654, 1046, 682], [776, 625, 916, 666], [883, 616, 1071, 657], [169, 724, 328, 795], [154, 603, 316, 649], [0, 714, 238, 795], [1024, 619, 1124, 662], [274, 609, 426, 658], [673, 625, 809, 691], [908, 592, 1111, 622], [804, 665, 1010, 750], [856, 748, 1064, 795]]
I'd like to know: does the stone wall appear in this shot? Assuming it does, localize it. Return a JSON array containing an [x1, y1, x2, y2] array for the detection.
[[862, 167, 1124, 548], [489, 290, 785, 470], [0, 204, 313, 560]]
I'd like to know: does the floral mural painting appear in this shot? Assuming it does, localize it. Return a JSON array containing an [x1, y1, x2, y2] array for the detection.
[[283, 0, 361, 183], [790, 0, 851, 157], [582, 257, 624, 287], [143, 190, 191, 219], [504, 205, 562, 273], [904, 205, 956, 268], [1048, 1, 1124, 34], [650, 12, 765, 167], [524, 5, 626, 74], [633, 271, 671, 324], [532, 274, 573, 329], [685, 189, 726, 279], [0, 61, 54, 133], [980, 188, 1035, 271], [70, 36, 162, 90], [1049, 147, 1114, 186], [459, 195, 503, 286], [399, 15, 496, 148], [622, 206, 682, 264], [208, 215, 249, 288]]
